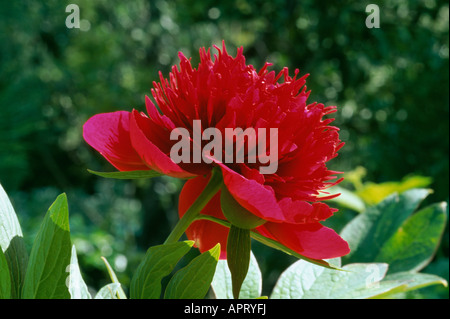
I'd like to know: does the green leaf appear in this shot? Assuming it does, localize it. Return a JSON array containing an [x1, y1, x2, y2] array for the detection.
[[67, 245, 91, 299], [375, 202, 447, 273], [88, 169, 164, 180], [22, 193, 72, 299], [94, 283, 121, 299], [130, 240, 194, 299], [164, 243, 220, 299], [101, 257, 127, 299], [227, 226, 251, 299], [211, 251, 262, 299], [374, 272, 448, 298], [0, 182, 28, 298], [341, 188, 432, 264], [271, 259, 411, 299], [0, 248, 12, 299]]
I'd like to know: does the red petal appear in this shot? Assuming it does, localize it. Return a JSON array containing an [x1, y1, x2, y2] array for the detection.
[[217, 163, 287, 223], [82, 111, 149, 171], [278, 199, 336, 224], [257, 222, 350, 260], [179, 175, 228, 259], [130, 110, 195, 178]]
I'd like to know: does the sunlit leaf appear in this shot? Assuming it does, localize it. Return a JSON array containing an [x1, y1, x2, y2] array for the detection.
[[67, 245, 91, 299], [211, 251, 262, 299], [0, 183, 28, 298], [164, 243, 220, 299], [22, 194, 72, 299], [130, 241, 194, 299]]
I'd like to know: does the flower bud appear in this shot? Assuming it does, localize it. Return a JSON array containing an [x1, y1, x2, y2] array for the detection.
[[220, 186, 266, 229]]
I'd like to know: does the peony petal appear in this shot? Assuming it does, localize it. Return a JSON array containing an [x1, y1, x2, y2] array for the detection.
[[278, 198, 336, 224], [83, 111, 149, 171], [217, 163, 288, 223], [130, 109, 196, 178], [179, 175, 228, 259], [257, 221, 350, 260]]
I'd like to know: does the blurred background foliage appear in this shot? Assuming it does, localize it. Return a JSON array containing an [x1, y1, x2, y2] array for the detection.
[[0, 0, 448, 298]]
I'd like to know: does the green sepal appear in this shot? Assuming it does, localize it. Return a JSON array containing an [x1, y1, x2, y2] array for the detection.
[[227, 225, 251, 299]]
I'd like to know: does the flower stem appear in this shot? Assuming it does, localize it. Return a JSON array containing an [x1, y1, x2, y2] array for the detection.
[[164, 167, 223, 245]]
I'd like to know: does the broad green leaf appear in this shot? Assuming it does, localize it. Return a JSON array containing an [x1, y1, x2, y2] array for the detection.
[[0, 183, 28, 298], [101, 257, 127, 299], [94, 283, 121, 299], [341, 188, 431, 264], [67, 245, 91, 299], [211, 251, 262, 299], [0, 248, 12, 299], [22, 193, 72, 299], [164, 243, 220, 299], [375, 202, 447, 273], [227, 226, 251, 299], [88, 169, 163, 180], [130, 240, 194, 299], [271, 258, 341, 299], [373, 272, 448, 298], [271, 259, 411, 299]]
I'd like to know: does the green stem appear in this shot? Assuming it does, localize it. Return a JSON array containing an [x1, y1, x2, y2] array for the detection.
[[164, 167, 223, 244]]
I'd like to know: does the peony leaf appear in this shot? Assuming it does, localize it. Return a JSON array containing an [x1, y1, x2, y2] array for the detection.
[[164, 243, 220, 299], [271, 259, 410, 299], [271, 258, 447, 299], [226, 226, 251, 299], [67, 245, 91, 299], [130, 241, 194, 299], [0, 248, 11, 299], [374, 202, 447, 274], [94, 283, 121, 299], [22, 194, 72, 299], [0, 183, 28, 298], [101, 257, 127, 299], [341, 188, 432, 264], [373, 272, 448, 298], [87, 169, 164, 179], [211, 251, 262, 299]]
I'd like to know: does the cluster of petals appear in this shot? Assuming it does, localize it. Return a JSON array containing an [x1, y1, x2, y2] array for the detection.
[[83, 41, 350, 260]]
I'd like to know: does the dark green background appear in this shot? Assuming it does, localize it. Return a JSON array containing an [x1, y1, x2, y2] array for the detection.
[[1, 0, 448, 298]]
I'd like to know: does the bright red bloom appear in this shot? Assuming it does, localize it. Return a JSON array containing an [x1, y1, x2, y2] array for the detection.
[[83, 42, 349, 260]]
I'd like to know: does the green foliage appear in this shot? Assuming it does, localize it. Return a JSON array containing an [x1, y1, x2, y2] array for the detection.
[[0, 183, 28, 298], [130, 240, 194, 299], [0, 248, 11, 299], [67, 245, 91, 299], [226, 226, 251, 299], [211, 188, 448, 299], [87, 169, 164, 180], [211, 252, 262, 299], [164, 243, 220, 299], [0, 180, 447, 299], [22, 193, 72, 299]]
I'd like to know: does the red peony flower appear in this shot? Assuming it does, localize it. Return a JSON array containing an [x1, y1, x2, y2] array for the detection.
[[83, 42, 349, 261]]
